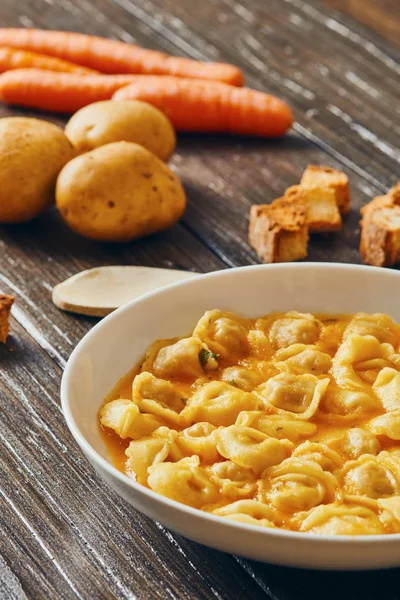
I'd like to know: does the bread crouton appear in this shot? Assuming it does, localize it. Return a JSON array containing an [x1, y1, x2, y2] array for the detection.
[[285, 185, 342, 232], [360, 183, 400, 267], [388, 182, 400, 203], [0, 294, 14, 343], [301, 165, 350, 214], [249, 198, 309, 263]]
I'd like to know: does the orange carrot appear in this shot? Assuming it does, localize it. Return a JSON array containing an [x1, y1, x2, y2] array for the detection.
[[0, 29, 244, 86], [0, 69, 144, 112], [114, 77, 293, 137], [0, 70, 292, 136], [0, 46, 97, 74]]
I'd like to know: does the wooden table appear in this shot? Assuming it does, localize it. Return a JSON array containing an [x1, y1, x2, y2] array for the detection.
[[1, 1, 399, 598]]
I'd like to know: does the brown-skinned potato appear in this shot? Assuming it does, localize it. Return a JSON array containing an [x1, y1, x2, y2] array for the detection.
[[56, 141, 186, 242], [65, 100, 176, 161], [0, 117, 75, 223]]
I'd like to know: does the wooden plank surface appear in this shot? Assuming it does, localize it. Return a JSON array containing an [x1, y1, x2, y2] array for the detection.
[[323, 0, 400, 46], [0, 0, 400, 598]]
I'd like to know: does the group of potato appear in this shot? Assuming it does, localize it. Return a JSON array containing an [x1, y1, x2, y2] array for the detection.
[[0, 101, 186, 241]]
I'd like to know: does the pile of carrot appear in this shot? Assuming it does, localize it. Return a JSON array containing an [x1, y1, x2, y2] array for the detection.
[[0, 28, 293, 137]]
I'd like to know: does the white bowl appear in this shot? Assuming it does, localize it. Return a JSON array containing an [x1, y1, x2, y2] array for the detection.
[[61, 263, 400, 571]]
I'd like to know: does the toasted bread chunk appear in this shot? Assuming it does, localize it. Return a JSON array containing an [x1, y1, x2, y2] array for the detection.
[[389, 182, 400, 203], [360, 183, 400, 267], [249, 198, 309, 263], [360, 194, 392, 214], [285, 185, 342, 232], [0, 294, 14, 343], [301, 165, 350, 214]]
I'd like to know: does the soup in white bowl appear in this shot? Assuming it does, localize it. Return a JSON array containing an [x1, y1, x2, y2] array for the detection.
[[62, 263, 400, 570]]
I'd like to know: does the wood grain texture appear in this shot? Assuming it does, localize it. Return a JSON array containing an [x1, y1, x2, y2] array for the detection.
[[323, 0, 400, 46], [0, 0, 399, 598], [0, 210, 225, 366]]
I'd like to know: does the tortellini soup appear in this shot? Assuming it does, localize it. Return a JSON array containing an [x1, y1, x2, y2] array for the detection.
[[99, 310, 400, 536]]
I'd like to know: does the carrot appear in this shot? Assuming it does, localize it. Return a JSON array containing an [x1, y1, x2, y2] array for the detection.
[[0, 69, 144, 113], [0, 70, 292, 136], [0, 46, 97, 74], [0, 29, 244, 86], [114, 77, 293, 137]]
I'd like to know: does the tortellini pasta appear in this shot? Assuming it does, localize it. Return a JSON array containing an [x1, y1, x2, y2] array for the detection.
[[266, 312, 321, 349], [183, 381, 261, 427], [152, 427, 185, 461], [258, 458, 337, 512], [320, 386, 381, 418], [212, 500, 278, 528], [193, 310, 249, 360], [247, 329, 273, 358], [292, 441, 343, 472], [343, 313, 398, 346], [296, 503, 385, 535], [236, 411, 317, 441], [255, 373, 329, 419], [148, 456, 219, 508], [331, 334, 394, 390], [274, 344, 332, 375], [221, 366, 265, 391], [100, 309, 400, 536], [99, 398, 163, 439], [215, 425, 293, 474], [126, 437, 169, 484], [209, 461, 257, 500], [341, 453, 400, 499], [131, 372, 186, 427], [377, 496, 400, 533], [373, 368, 400, 411], [176, 422, 219, 463], [367, 410, 400, 440], [152, 337, 218, 379], [132, 372, 185, 412], [328, 428, 381, 459]]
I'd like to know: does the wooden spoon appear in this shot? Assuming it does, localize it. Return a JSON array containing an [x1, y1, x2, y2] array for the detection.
[[52, 266, 200, 317]]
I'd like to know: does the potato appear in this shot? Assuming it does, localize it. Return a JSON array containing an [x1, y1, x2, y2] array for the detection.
[[0, 117, 75, 223], [56, 141, 186, 242], [65, 100, 176, 161]]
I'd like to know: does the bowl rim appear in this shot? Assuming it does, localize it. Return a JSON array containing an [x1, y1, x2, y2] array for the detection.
[[61, 262, 400, 544]]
